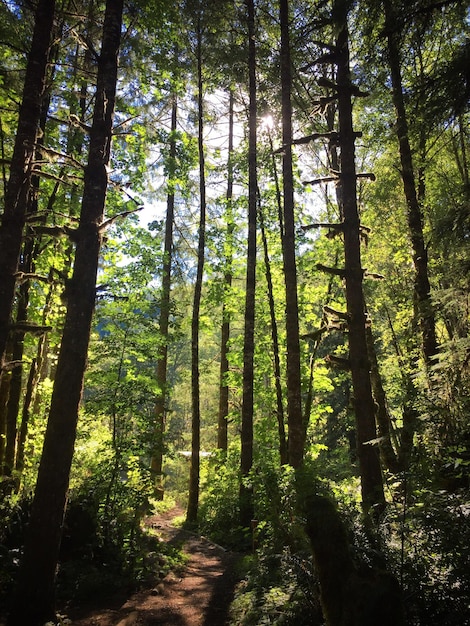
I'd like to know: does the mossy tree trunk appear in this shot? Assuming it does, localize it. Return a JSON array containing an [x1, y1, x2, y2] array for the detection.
[[384, 2, 437, 368], [335, 3, 385, 514]]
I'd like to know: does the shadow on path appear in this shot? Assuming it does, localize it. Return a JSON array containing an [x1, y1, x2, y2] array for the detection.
[[203, 551, 241, 626], [62, 512, 244, 625], [168, 527, 243, 626]]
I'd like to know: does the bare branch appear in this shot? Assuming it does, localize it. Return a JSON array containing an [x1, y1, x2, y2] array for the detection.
[[301, 222, 344, 232], [14, 272, 51, 284], [316, 263, 346, 277]]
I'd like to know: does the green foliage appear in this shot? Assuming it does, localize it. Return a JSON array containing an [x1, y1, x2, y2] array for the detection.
[[229, 551, 323, 626], [0, 492, 32, 609], [56, 492, 186, 607], [198, 446, 251, 549], [374, 481, 470, 626]]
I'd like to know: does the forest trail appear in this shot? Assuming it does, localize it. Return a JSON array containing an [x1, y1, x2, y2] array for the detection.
[[67, 508, 242, 626]]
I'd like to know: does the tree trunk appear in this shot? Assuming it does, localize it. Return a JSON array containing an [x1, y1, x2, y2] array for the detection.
[[239, 0, 257, 529], [15, 357, 36, 475], [258, 200, 288, 465], [187, 17, 205, 526], [16, 272, 55, 475], [151, 92, 177, 497], [3, 346, 23, 478], [365, 325, 401, 473], [279, 0, 303, 469], [305, 494, 404, 626], [0, 0, 56, 373], [335, 4, 385, 514], [0, 343, 11, 476], [265, 125, 288, 465], [384, 2, 437, 367], [218, 89, 235, 453], [8, 2, 124, 623], [4, 54, 54, 481]]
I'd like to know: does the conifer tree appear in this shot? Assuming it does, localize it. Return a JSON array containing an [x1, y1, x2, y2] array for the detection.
[[240, 0, 258, 528], [279, 0, 304, 469]]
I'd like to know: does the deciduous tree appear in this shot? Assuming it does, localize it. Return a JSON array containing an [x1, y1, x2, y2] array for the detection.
[[8, 1, 124, 622]]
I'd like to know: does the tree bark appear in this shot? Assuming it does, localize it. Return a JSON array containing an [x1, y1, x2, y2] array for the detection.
[[335, 4, 385, 514], [151, 92, 177, 497], [218, 89, 235, 453], [8, 2, 124, 623], [239, 0, 257, 528], [3, 50, 55, 481], [0, 0, 56, 373], [384, 2, 437, 367], [280, 0, 303, 469], [187, 16, 206, 526], [264, 127, 289, 465], [258, 199, 288, 465]]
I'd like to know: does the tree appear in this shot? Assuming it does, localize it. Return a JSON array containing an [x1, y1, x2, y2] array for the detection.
[[151, 91, 178, 498], [217, 88, 235, 454], [258, 193, 288, 465], [239, 0, 258, 528], [306, 0, 386, 514], [0, 0, 56, 378], [383, 0, 438, 368], [305, 493, 404, 626], [336, 1, 385, 514], [187, 5, 207, 526], [278, 0, 304, 469], [1, 23, 62, 484], [8, 1, 124, 622]]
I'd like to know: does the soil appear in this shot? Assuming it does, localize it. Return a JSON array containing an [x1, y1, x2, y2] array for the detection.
[[66, 508, 242, 626]]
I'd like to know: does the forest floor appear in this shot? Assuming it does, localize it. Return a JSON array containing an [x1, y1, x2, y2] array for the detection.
[[66, 507, 243, 626]]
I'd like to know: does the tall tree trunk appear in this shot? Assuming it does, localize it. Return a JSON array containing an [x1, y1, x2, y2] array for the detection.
[[217, 89, 235, 454], [335, 4, 385, 514], [3, 47, 55, 481], [384, 2, 437, 367], [258, 198, 288, 465], [279, 0, 303, 469], [14, 22, 82, 475], [265, 126, 288, 464], [0, 0, 56, 373], [239, 0, 257, 529], [8, 2, 124, 623], [151, 92, 177, 497], [187, 17, 206, 526]]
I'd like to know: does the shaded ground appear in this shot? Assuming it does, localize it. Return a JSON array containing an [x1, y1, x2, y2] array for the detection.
[[67, 509, 242, 626]]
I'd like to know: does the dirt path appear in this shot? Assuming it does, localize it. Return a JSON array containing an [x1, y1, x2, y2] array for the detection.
[[67, 510, 241, 626]]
